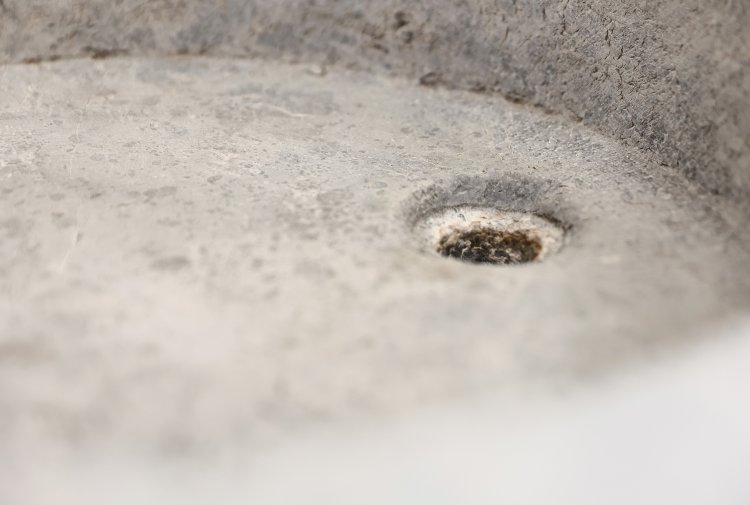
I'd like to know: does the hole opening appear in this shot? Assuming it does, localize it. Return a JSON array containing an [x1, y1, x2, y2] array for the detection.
[[416, 206, 565, 266], [437, 227, 543, 265]]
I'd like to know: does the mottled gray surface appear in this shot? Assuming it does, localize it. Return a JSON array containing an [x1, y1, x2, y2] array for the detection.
[[1, 58, 749, 455], [1, 0, 748, 213], [2, 3, 750, 503]]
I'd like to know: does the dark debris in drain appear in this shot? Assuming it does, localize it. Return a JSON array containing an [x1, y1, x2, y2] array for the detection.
[[437, 227, 542, 265]]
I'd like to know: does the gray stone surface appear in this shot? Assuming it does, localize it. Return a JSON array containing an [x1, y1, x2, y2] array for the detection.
[[2, 57, 749, 457], [1, 0, 748, 212], [2, 2, 749, 501]]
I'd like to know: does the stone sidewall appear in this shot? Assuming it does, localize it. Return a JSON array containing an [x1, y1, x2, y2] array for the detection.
[[2, 0, 748, 208]]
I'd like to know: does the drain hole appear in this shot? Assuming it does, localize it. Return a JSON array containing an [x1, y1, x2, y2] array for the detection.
[[438, 228, 542, 265], [415, 206, 564, 266]]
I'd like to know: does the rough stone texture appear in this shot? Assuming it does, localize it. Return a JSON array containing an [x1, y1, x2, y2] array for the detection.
[[2, 57, 749, 457], [1, 1, 748, 213], [2, 5, 750, 500]]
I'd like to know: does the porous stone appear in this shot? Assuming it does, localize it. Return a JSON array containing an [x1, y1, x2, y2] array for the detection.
[[1, 1, 748, 214], [1, 57, 748, 455]]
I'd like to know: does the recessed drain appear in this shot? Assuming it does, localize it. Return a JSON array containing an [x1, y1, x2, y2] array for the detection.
[[416, 206, 564, 265], [438, 227, 542, 264]]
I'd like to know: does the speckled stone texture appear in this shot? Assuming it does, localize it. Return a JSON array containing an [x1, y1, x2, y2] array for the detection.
[[1, 1, 748, 214], [1, 57, 749, 454], [2, 4, 750, 503]]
